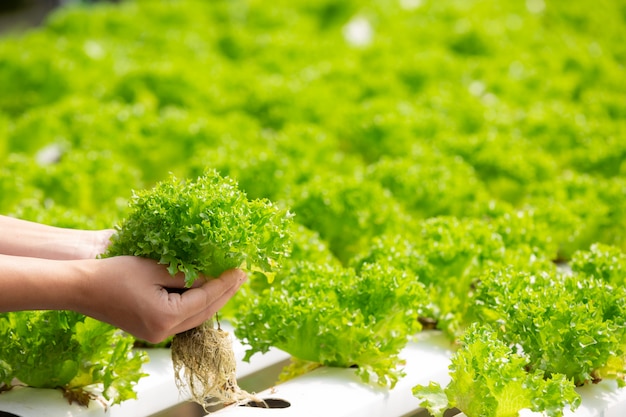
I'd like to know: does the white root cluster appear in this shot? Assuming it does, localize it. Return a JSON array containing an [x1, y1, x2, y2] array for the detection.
[[171, 319, 261, 410]]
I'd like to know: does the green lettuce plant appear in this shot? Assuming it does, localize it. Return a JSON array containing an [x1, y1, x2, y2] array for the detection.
[[234, 261, 426, 388], [413, 323, 581, 417], [351, 216, 506, 338], [0, 310, 146, 406], [570, 243, 626, 286], [288, 172, 413, 265], [365, 150, 490, 219], [471, 267, 626, 386], [104, 169, 293, 286], [103, 169, 294, 407]]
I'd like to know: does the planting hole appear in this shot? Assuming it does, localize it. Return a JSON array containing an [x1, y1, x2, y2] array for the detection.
[[241, 398, 291, 409]]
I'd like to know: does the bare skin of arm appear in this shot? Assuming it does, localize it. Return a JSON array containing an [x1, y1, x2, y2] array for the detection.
[[0, 215, 115, 260], [0, 215, 247, 343]]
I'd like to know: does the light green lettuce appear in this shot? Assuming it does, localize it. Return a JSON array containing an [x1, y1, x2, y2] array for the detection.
[[104, 169, 293, 286], [413, 323, 581, 417]]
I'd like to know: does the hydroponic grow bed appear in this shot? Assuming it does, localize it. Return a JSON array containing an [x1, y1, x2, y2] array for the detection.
[[0, 323, 290, 417], [2, 329, 626, 417], [2, 1, 626, 417]]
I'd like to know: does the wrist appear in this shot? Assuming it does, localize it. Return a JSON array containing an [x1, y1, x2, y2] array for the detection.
[[63, 258, 102, 316], [81, 229, 116, 259], [51, 229, 115, 260]]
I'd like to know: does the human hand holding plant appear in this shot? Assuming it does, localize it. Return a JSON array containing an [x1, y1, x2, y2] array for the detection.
[[1, 169, 291, 407], [0, 215, 247, 344], [71, 257, 247, 344], [103, 169, 293, 408]]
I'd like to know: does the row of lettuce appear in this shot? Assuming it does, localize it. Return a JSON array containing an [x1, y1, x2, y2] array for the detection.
[[1, 0, 626, 415]]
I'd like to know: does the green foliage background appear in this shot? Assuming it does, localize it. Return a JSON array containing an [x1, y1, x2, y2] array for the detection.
[[1, 0, 626, 413]]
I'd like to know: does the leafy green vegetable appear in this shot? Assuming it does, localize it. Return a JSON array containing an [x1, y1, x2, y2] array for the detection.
[[471, 267, 626, 386], [104, 169, 293, 286], [0, 310, 146, 406], [524, 172, 626, 260], [288, 172, 413, 265], [438, 134, 558, 206], [570, 243, 626, 286], [351, 216, 506, 338], [287, 223, 341, 267], [1, 0, 626, 411], [189, 122, 359, 203], [413, 323, 581, 417], [364, 149, 490, 219], [103, 169, 294, 407], [222, 223, 341, 321], [484, 203, 564, 263], [234, 261, 425, 388]]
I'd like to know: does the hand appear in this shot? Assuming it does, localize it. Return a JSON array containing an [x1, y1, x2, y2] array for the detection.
[[72, 257, 248, 343], [0, 215, 247, 343]]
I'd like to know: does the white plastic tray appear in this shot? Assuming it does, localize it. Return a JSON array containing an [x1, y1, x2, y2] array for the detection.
[[210, 331, 626, 417], [213, 330, 454, 417]]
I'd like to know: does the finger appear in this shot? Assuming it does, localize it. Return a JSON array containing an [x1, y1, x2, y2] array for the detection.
[[179, 269, 247, 310], [168, 282, 243, 334], [168, 275, 244, 334], [167, 269, 247, 330]]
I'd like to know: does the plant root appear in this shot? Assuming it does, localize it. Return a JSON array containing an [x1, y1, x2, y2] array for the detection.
[[171, 319, 262, 410], [62, 386, 107, 410]]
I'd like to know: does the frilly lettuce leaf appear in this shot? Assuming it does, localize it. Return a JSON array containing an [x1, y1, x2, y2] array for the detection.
[[471, 267, 626, 386], [0, 311, 146, 406], [104, 169, 293, 286], [288, 172, 413, 265], [351, 216, 506, 338], [365, 149, 490, 219], [570, 243, 626, 286], [234, 261, 425, 388], [413, 323, 581, 417]]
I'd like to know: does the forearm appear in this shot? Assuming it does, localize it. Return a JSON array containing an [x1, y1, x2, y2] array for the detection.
[[0, 215, 114, 260], [0, 253, 247, 342], [0, 254, 87, 313]]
